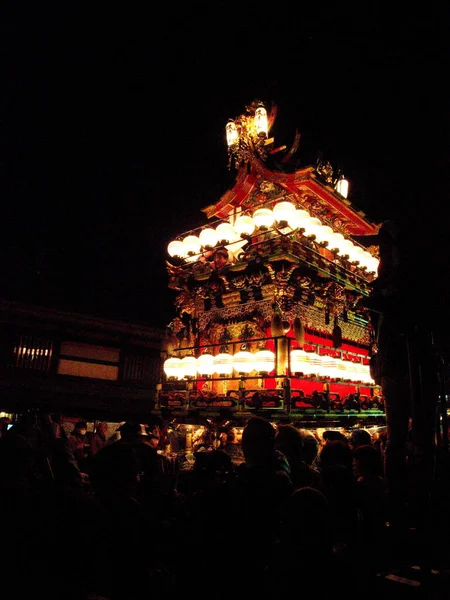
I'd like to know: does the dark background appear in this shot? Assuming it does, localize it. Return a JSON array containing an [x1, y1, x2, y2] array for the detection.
[[1, 5, 450, 347]]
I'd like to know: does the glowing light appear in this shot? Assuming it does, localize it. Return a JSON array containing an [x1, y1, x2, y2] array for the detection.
[[336, 176, 349, 198], [197, 353, 215, 376], [234, 215, 255, 236], [226, 121, 239, 147], [167, 240, 187, 258], [273, 201, 296, 224], [216, 222, 239, 243], [253, 348, 275, 373], [163, 357, 184, 379], [199, 228, 219, 248], [213, 352, 234, 375], [253, 207, 274, 228], [254, 105, 268, 138]]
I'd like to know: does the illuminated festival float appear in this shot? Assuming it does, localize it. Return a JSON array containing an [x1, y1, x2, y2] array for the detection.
[[157, 101, 384, 449]]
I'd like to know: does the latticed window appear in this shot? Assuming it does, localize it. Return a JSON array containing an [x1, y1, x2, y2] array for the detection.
[[10, 334, 53, 372], [58, 342, 120, 381], [123, 353, 161, 385]]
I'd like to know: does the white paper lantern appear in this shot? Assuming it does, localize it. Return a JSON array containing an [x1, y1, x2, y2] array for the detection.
[[253, 208, 274, 229], [328, 232, 346, 253], [199, 228, 219, 249], [180, 355, 197, 378], [233, 350, 256, 373], [254, 105, 268, 137], [164, 357, 183, 379], [213, 352, 234, 375], [290, 348, 312, 375], [337, 239, 355, 258], [289, 209, 312, 231], [234, 215, 255, 236], [197, 353, 215, 376], [273, 201, 296, 224], [183, 235, 201, 256], [350, 245, 366, 265], [313, 225, 334, 245], [167, 240, 187, 258], [301, 217, 322, 238], [226, 120, 239, 148], [216, 222, 239, 243], [253, 348, 275, 374], [336, 177, 349, 198]]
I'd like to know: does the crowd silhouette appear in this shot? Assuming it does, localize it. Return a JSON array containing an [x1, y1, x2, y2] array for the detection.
[[2, 411, 448, 600]]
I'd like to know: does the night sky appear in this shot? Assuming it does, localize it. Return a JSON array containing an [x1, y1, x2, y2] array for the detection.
[[2, 6, 450, 348]]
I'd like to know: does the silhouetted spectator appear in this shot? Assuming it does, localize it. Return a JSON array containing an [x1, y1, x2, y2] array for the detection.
[[359, 219, 439, 534], [319, 463, 362, 558], [352, 443, 387, 576], [349, 428, 372, 449], [323, 429, 349, 444], [300, 430, 320, 467], [275, 423, 320, 489], [318, 439, 354, 472], [230, 416, 293, 594], [68, 420, 91, 473], [89, 421, 109, 456], [89, 442, 174, 598], [267, 487, 349, 598]]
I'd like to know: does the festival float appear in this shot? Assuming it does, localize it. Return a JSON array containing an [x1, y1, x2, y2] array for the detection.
[[156, 101, 385, 456]]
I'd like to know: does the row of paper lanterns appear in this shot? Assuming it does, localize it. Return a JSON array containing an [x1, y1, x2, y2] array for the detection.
[[164, 348, 374, 384], [167, 201, 379, 273]]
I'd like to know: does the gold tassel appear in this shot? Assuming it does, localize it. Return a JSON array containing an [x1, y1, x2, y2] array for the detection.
[[271, 305, 287, 376], [332, 317, 342, 348], [271, 308, 284, 337], [293, 317, 305, 348]]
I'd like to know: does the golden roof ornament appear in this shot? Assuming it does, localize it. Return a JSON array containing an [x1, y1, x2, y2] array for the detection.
[[226, 100, 273, 170]]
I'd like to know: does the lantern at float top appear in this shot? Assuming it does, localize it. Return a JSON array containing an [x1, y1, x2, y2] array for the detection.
[[226, 120, 239, 148], [254, 105, 268, 138], [336, 175, 349, 198]]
